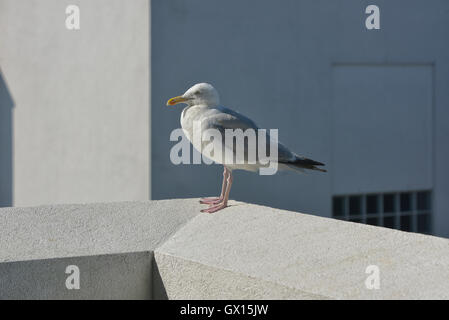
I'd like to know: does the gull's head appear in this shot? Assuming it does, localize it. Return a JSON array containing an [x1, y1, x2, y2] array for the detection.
[[166, 83, 220, 107]]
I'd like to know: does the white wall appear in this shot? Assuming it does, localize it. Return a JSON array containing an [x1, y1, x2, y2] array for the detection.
[[0, 0, 150, 206]]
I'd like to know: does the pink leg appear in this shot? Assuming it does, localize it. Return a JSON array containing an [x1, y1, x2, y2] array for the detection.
[[200, 167, 229, 204], [201, 170, 233, 213]]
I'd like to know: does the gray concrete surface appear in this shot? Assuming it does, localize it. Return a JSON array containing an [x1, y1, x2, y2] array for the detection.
[[155, 201, 449, 299], [0, 199, 200, 263], [2, 199, 449, 299], [0, 0, 150, 207], [0, 252, 152, 300]]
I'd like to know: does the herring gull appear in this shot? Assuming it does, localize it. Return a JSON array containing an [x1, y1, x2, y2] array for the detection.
[[167, 83, 326, 213]]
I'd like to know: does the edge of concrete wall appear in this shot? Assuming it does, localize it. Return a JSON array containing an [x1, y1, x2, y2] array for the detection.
[[1, 199, 449, 299]]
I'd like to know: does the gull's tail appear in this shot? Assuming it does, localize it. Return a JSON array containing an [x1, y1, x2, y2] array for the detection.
[[281, 156, 327, 173]]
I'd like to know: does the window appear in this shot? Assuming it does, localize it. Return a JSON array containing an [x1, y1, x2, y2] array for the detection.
[[332, 190, 432, 234]]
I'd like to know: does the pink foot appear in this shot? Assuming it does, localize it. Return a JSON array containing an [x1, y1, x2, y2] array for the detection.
[[201, 202, 228, 213], [199, 197, 222, 205]]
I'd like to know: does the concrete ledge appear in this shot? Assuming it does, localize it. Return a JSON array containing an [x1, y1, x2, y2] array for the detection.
[[0, 199, 200, 262], [155, 202, 449, 299], [0, 199, 200, 299], [0, 252, 152, 300], [1, 199, 449, 299]]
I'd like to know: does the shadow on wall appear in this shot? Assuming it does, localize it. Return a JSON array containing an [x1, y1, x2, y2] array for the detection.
[[0, 69, 14, 207]]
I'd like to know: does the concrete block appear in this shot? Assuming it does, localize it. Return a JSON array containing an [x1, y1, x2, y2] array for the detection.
[[0, 252, 151, 300], [155, 201, 449, 299], [154, 252, 327, 299], [0, 199, 201, 299], [2, 199, 449, 299], [0, 199, 201, 263]]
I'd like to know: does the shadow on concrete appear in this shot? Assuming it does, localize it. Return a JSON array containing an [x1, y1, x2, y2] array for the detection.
[[151, 257, 168, 300], [0, 69, 14, 207]]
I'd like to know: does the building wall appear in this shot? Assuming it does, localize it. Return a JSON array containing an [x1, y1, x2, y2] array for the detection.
[[0, 0, 150, 206], [0, 71, 13, 207], [151, 0, 449, 237]]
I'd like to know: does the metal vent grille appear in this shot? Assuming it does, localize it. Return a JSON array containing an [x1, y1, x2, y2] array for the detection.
[[332, 191, 432, 234]]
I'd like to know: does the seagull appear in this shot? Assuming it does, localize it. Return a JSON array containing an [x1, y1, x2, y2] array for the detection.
[[167, 83, 326, 213]]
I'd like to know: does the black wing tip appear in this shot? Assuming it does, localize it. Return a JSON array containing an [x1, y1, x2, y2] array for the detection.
[[311, 166, 327, 173], [297, 157, 326, 167], [305, 159, 325, 166], [281, 157, 327, 172]]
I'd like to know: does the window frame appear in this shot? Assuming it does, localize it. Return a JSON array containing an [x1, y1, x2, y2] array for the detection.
[[332, 190, 432, 234]]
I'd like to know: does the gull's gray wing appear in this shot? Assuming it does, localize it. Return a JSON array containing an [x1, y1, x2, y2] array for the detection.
[[199, 106, 297, 164]]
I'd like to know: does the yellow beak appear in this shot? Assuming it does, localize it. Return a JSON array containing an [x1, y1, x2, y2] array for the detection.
[[166, 95, 188, 106]]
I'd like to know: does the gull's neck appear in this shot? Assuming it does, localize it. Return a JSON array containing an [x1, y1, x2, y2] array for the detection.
[[181, 103, 216, 122]]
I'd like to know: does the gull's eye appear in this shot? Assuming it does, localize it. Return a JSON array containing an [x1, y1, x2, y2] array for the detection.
[[194, 90, 200, 95]]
